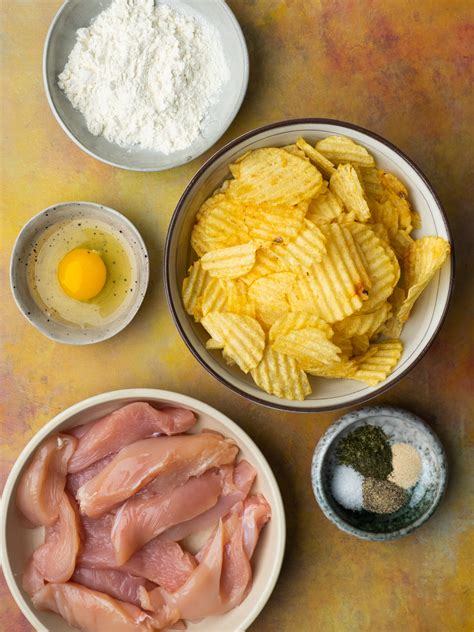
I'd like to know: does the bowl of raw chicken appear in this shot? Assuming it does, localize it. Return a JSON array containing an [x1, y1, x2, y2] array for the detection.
[[1, 389, 285, 632]]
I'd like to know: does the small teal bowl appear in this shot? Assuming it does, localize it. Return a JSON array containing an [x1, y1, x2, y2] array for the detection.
[[311, 406, 447, 541]]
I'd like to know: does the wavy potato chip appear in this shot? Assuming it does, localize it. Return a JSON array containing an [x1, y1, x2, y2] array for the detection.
[[330, 164, 371, 221], [272, 327, 341, 367], [381, 287, 406, 339], [390, 229, 414, 259], [304, 359, 357, 378], [351, 334, 371, 355], [201, 242, 257, 279], [201, 312, 265, 373], [273, 219, 327, 269], [251, 347, 311, 400], [295, 137, 336, 178], [348, 223, 399, 313], [351, 340, 403, 386], [368, 198, 399, 237], [225, 279, 256, 317], [283, 144, 309, 160], [228, 147, 323, 206], [201, 277, 228, 316], [269, 312, 333, 342], [191, 194, 248, 256], [248, 272, 296, 328], [306, 188, 345, 224], [334, 302, 392, 338], [182, 260, 211, 320], [359, 166, 385, 200], [397, 237, 450, 323], [243, 201, 307, 244], [316, 135, 375, 167], [239, 248, 283, 285]]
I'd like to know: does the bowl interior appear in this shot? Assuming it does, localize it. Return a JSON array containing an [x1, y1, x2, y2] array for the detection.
[[1, 389, 285, 632], [312, 407, 447, 539], [10, 202, 149, 344], [44, 0, 248, 171], [166, 121, 453, 411]]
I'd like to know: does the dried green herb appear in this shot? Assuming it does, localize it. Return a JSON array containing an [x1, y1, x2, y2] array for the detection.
[[336, 424, 392, 479], [362, 478, 407, 514]]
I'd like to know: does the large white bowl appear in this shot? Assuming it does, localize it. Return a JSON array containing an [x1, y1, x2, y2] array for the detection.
[[0, 389, 285, 632], [165, 119, 454, 412], [43, 0, 249, 171]]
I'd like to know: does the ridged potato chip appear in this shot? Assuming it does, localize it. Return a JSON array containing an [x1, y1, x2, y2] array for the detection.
[[304, 359, 357, 378], [368, 198, 399, 237], [243, 201, 307, 244], [269, 312, 333, 342], [351, 334, 371, 355], [295, 137, 336, 178], [334, 301, 392, 338], [191, 194, 248, 256], [201, 312, 265, 373], [228, 147, 323, 206], [289, 223, 371, 322], [348, 223, 399, 313], [397, 237, 450, 323], [182, 260, 211, 320], [273, 219, 327, 269], [239, 248, 283, 285], [273, 326, 341, 367], [226, 279, 256, 317], [251, 347, 311, 400], [316, 135, 375, 167], [369, 222, 390, 244], [359, 166, 385, 200], [283, 144, 309, 160], [306, 188, 345, 224], [331, 332, 354, 358], [248, 272, 296, 328], [381, 287, 406, 339], [201, 277, 228, 316], [351, 340, 403, 386], [330, 164, 371, 221], [390, 230, 414, 259], [201, 242, 257, 279]]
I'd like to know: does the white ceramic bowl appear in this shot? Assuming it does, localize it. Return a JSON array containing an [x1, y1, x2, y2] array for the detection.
[[0, 389, 285, 632], [10, 202, 149, 345], [43, 0, 249, 171], [165, 119, 454, 412]]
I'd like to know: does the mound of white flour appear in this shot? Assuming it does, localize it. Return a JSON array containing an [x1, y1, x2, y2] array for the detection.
[[58, 0, 229, 154]]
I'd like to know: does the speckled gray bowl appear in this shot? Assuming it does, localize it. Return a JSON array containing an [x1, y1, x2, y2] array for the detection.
[[311, 406, 447, 541], [10, 202, 149, 345]]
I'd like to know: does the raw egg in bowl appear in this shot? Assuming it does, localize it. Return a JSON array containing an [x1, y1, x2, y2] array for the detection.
[[10, 202, 149, 344]]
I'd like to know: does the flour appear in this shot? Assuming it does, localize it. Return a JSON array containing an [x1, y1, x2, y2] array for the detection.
[[58, 0, 229, 154]]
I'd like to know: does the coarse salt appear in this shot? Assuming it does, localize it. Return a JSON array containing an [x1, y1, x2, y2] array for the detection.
[[330, 464, 363, 511]]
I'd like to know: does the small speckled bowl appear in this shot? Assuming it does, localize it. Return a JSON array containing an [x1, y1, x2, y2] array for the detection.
[[10, 202, 149, 344], [311, 406, 447, 540]]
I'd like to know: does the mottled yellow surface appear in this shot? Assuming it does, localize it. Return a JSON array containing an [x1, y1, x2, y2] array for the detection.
[[1, 1, 473, 631]]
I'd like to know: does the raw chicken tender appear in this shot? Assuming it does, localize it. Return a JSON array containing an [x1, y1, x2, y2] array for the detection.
[[71, 567, 152, 608]]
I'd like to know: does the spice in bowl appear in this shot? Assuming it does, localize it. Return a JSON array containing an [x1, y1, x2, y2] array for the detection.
[[330, 424, 422, 515]]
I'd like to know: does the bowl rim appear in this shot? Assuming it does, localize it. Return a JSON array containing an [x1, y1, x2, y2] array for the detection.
[[42, 0, 249, 172], [0, 388, 286, 632], [9, 200, 150, 345], [164, 117, 455, 413], [310, 405, 448, 541]]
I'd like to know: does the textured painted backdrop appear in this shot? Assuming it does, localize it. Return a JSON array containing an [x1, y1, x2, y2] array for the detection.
[[1, 1, 473, 630]]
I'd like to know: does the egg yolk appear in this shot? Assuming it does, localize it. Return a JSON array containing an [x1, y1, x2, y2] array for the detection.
[[58, 248, 107, 301]]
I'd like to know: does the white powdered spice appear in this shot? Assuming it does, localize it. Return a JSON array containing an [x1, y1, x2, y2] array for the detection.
[[58, 0, 229, 154], [331, 464, 363, 511], [388, 443, 422, 489]]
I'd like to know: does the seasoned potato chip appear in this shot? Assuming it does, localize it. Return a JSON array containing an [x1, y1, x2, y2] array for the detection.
[[243, 201, 307, 244], [269, 312, 333, 342], [306, 188, 345, 224], [239, 248, 283, 285], [348, 223, 399, 313], [351, 340, 403, 386], [201, 312, 265, 373], [368, 198, 398, 237], [330, 164, 371, 221], [295, 137, 336, 178], [273, 327, 341, 367], [334, 302, 392, 338], [316, 135, 375, 167], [201, 242, 257, 279], [369, 222, 390, 244], [273, 219, 327, 269], [251, 347, 311, 400], [248, 272, 295, 328], [397, 237, 450, 323], [290, 224, 371, 322], [182, 260, 211, 320], [228, 147, 323, 206], [191, 194, 248, 256]]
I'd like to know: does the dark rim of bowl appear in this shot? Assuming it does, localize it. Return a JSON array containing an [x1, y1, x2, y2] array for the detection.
[[310, 406, 448, 540], [164, 118, 455, 413], [42, 0, 249, 172]]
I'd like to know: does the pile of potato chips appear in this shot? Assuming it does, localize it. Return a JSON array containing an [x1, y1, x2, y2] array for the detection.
[[182, 136, 450, 400]]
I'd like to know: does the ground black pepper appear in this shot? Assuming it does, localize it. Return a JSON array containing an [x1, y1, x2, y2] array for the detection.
[[362, 478, 407, 513], [336, 424, 393, 479]]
